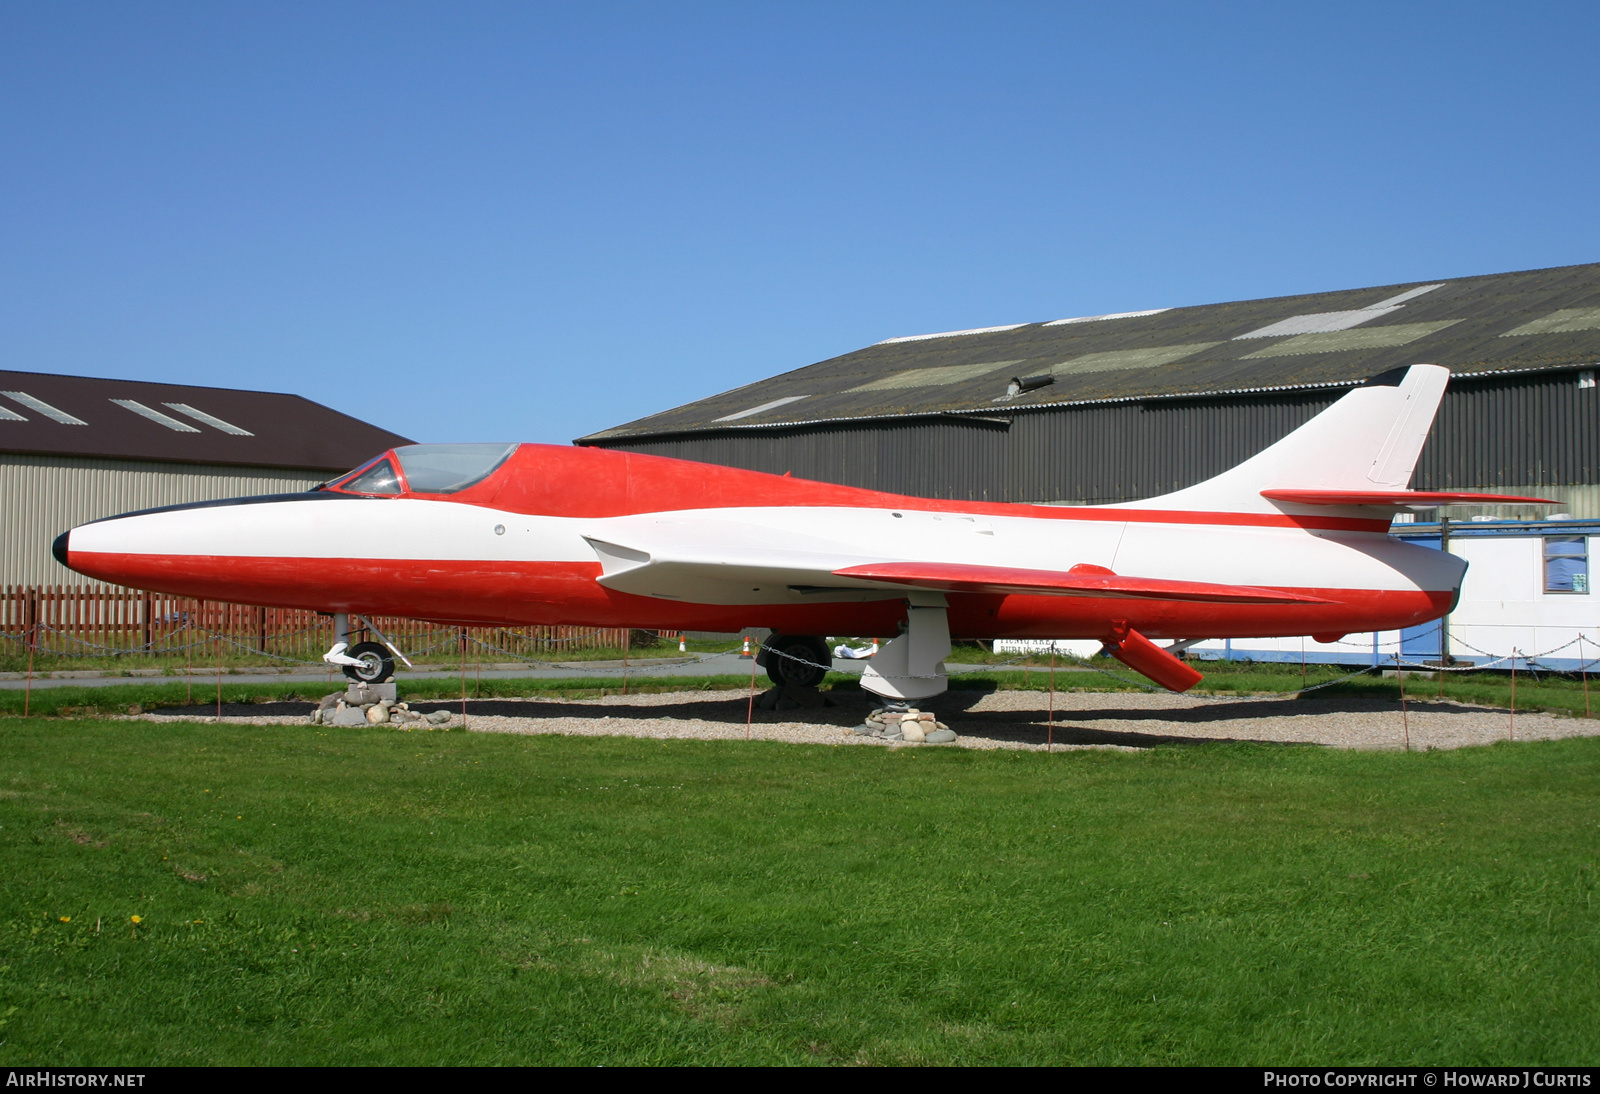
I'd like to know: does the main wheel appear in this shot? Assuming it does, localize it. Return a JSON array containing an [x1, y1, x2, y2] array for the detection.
[[764, 634, 830, 689], [342, 641, 396, 684]]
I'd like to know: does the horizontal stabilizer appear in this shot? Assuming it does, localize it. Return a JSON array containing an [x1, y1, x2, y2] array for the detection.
[[1262, 489, 1557, 507], [831, 562, 1329, 604]]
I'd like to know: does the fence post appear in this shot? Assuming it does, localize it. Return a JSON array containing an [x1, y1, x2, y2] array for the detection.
[[141, 592, 152, 651], [25, 588, 38, 652]]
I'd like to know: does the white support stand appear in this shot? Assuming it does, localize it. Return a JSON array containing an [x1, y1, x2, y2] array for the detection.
[[860, 592, 951, 702], [322, 612, 364, 668]]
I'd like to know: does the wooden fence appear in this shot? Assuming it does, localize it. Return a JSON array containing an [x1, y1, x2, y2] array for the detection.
[[0, 585, 639, 662]]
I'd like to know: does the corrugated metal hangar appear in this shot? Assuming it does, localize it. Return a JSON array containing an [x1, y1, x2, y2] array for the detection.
[[0, 370, 410, 586], [582, 261, 1600, 670], [579, 262, 1600, 521]]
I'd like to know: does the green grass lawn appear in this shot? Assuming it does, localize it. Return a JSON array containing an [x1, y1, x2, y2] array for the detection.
[[0, 714, 1595, 1065]]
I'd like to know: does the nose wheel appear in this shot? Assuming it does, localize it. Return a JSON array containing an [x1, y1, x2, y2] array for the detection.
[[341, 641, 396, 684], [323, 613, 407, 684]]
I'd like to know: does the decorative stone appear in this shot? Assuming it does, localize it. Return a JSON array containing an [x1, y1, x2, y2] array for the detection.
[[317, 693, 342, 711], [365, 704, 389, 724], [330, 705, 369, 727], [426, 710, 453, 726], [346, 682, 397, 704], [924, 729, 957, 744], [852, 724, 873, 735], [918, 712, 936, 722], [935, 721, 949, 730], [883, 731, 903, 741], [901, 723, 927, 743]]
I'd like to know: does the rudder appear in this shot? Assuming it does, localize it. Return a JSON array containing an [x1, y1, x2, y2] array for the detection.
[[1115, 364, 1450, 515]]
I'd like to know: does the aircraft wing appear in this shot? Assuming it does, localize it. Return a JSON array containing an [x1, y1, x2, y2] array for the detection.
[[831, 562, 1329, 604], [584, 521, 1328, 605]]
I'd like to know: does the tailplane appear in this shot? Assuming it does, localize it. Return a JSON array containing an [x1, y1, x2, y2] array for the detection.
[[1117, 364, 1451, 515]]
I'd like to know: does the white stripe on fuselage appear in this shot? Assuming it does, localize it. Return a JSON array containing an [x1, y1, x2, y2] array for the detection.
[[70, 497, 1458, 594]]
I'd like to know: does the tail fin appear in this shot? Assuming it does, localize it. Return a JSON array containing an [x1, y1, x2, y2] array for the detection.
[[1117, 363, 1450, 514]]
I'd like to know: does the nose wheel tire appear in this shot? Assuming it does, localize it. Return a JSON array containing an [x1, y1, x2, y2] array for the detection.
[[764, 635, 830, 689], [342, 641, 396, 684]]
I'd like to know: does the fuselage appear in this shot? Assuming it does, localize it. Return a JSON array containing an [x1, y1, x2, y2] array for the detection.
[[56, 443, 1462, 643]]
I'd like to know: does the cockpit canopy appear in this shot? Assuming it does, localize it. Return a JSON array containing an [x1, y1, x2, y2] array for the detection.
[[325, 443, 519, 496]]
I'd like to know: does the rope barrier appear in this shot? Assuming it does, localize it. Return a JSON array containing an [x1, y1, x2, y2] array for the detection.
[[11, 614, 1600, 694]]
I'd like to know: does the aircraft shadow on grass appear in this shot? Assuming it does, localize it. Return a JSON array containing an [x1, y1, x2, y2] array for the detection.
[[162, 691, 1511, 750]]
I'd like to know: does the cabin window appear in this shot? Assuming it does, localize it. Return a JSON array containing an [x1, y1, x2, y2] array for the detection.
[[394, 443, 518, 494], [341, 457, 404, 495], [1544, 536, 1589, 594]]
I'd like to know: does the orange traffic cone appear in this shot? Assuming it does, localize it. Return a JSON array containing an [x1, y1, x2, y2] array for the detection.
[[740, 636, 752, 659]]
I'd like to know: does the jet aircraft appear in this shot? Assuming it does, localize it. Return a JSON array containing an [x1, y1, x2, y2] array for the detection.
[[53, 364, 1548, 702]]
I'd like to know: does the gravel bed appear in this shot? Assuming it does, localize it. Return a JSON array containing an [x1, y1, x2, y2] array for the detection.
[[132, 687, 1600, 752]]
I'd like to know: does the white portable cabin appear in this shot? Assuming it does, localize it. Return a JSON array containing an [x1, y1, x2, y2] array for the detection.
[[1185, 517, 1597, 672]]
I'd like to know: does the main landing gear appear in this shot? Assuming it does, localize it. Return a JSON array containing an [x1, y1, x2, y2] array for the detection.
[[759, 595, 954, 703], [758, 634, 832, 689], [322, 613, 407, 684], [859, 593, 952, 703]]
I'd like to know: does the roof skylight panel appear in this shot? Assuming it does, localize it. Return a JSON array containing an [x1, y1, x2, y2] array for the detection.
[[713, 395, 809, 422], [1235, 308, 1404, 339], [1234, 284, 1447, 340], [848, 361, 1023, 393], [1501, 307, 1600, 336], [1374, 284, 1446, 308], [1051, 343, 1220, 376], [0, 403, 26, 421], [162, 403, 254, 435], [875, 323, 1029, 345], [1044, 308, 1170, 326], [111, 399, 201, 432], [1238, 321, 1460, 359], [2, 391, 87, 425]]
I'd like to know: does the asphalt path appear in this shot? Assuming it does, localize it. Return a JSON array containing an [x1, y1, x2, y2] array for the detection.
[[0, 654, 1087, 692], [0, 653, 873, 691]]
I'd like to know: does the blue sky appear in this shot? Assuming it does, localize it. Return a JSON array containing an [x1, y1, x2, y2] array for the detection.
[[2, 2, 1597, 450]]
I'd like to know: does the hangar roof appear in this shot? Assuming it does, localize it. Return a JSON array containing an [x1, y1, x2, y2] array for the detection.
[[0, 370, 413, 472], [580, 262, 1600, 443]]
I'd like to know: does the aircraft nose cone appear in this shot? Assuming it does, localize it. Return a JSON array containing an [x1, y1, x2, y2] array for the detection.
[[52, 529, 71, 568]]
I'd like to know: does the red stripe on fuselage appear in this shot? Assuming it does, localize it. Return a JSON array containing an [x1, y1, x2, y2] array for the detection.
[[371, 445, 1393, 533], [68, 550, 1452, 640]]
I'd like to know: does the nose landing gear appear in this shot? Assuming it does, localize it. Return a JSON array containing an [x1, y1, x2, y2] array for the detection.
[[322, 613, 405, 684], [340, 641, 396, 684]]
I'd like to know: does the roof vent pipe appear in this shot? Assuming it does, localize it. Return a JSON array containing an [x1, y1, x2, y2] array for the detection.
[[993, 374, 1055, 403]]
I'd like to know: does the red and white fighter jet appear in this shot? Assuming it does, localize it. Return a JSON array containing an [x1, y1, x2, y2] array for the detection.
[[54, 364, 1548, 700]]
